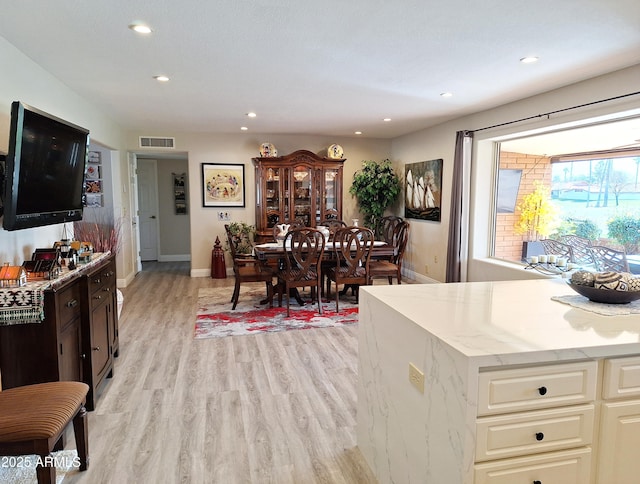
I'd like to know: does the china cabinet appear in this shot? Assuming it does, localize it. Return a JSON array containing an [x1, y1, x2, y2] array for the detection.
[[253, 150, 344, 242]]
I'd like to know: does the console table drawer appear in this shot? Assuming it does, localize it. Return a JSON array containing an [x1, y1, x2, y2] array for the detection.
[[603, 356, 640, 400], [475, 404, 594, 462], [87, 261, 116, 295], [56, 281, 82, 327], [474, 447, 592, 484], [478, 361, 597, 416]]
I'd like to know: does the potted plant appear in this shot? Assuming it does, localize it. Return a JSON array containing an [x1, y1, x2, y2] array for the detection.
[[226, 222, 256, 255], [349, 159, 402, 229], [515, 181, 558, 260]]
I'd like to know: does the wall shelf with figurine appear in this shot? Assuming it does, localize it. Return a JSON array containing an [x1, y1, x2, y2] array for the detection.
[[85, 150, 103, 207]]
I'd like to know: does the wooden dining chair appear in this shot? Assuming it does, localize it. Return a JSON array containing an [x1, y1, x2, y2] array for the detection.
[[276, 227, 325, 317], [321, 219, 347, 240], [369, 221, 409, 285], [376, 216, 404, 243], [588, 245, 630, 272], [225, 224, 274, 310], [326, 226, 375, 311]]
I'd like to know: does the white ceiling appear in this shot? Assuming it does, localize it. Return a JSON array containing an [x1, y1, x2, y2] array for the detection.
[[1, 0, 639, 140]]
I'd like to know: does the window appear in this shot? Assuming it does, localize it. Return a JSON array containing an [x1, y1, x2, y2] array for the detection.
[[492, 119, 640, 265]]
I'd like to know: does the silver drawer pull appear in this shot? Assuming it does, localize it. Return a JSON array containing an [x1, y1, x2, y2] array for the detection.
[[103, 287, 111, 292], [93, 295, 102, 300], [65, 299, 78, 308], [92, 346, 100, 351]]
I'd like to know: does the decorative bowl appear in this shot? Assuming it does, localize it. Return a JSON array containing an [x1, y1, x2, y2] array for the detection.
[[566, 281, 640, 304]]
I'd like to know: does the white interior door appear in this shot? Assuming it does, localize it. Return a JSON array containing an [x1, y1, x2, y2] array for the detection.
[[137, 159, 159, 261], [128, 153, 142, 273]]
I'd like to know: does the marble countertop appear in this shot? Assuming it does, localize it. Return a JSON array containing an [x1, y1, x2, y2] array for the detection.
[[360, 279, 640, 367]]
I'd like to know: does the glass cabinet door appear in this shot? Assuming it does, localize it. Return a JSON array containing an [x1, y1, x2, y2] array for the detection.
[[292, 165, 313, 226], [321, 168, 340, 221], [265, 166, 282, 229]]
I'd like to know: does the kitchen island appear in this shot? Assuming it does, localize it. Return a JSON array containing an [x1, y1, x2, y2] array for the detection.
[[356, 279, 640, 484]]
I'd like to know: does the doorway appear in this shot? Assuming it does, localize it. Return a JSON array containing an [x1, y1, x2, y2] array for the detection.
[[137, 159, 160, 261]]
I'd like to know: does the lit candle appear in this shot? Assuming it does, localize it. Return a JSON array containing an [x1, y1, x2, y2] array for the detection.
[[530, 256, 538, 264], [548, 255, 557, 264], [539, 254, 548, 263]]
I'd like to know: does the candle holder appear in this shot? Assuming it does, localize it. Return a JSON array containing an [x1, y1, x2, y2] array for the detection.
[[524, 259, 577, 276]]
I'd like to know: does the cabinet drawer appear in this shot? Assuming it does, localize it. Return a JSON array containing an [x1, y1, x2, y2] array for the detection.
[[56, 281, 82, 327], [87, 261, 116, 293], [475, 404, 594, 462], [477, 361, 597, 416], [603, 356, 640, 400], [474, 447, 591, 484]]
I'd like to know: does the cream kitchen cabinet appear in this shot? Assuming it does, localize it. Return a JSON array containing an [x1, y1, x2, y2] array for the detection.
[[596, 356, 640, 484], [356, 279, 640, 484]]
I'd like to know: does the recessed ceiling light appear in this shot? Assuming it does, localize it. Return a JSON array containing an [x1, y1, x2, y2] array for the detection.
[[520, 56, 539, 64], [241, 126, 248, 131], [440, 92, 453, 98], [154, 75, 170, 82], [355, 131, 362, 135], [246, 112, 257, 118], [129, 23, 152, 34], [383, 118, 391, 122]]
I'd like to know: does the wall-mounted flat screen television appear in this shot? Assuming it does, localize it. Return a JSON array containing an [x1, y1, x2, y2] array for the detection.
[[2, 101, 89, 231]]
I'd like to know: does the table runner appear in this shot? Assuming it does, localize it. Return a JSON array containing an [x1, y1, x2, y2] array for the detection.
[[0, 252, 111, 325]]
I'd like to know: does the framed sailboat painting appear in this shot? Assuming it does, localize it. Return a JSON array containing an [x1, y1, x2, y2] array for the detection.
[[404, 159, 443, 222]]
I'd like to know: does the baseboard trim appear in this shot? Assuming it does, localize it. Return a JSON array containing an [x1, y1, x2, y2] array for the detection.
[[405, 269, 439, 284], [158, 254, 191, 262]]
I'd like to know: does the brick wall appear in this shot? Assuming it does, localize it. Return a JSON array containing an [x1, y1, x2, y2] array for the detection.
[[495, 151, 552, 261]]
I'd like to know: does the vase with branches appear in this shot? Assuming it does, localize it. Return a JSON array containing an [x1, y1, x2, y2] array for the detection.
[[73, 213, 123, 254]]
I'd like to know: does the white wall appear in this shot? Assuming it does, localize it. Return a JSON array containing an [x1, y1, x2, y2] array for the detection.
[[127, 133, 392, 276], [3, 32, 638, 284], [0, 37, 131, 279], [392, 64, 640, 282], [155, 158, 191, 260]]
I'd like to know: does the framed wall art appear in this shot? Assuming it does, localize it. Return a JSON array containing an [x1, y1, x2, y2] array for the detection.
[[404, 158, 443, 222], [201, 163, 245, 207], [173, 172, 187, 214]]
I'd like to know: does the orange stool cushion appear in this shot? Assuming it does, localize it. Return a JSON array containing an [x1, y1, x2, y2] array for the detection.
[[0, 382, 89, 442]]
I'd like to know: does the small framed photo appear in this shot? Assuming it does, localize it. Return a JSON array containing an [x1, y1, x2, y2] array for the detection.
[[201, 163, 245, 207]]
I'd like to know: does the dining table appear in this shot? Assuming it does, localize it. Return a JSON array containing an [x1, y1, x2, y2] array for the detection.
[[253, 240, 396, 305], [253, 240, 395, 262]]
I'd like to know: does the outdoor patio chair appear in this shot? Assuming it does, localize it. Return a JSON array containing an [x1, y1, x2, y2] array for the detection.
[[588, 245, 630, 273]]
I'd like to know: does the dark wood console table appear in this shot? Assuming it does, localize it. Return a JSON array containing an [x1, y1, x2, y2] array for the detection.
[[0, 253, 119, 410]]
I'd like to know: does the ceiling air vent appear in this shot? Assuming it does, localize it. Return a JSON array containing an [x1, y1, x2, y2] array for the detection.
[[139, 136, 175, 148]]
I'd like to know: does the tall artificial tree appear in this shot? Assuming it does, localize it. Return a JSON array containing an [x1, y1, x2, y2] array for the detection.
[[349, 159, 402, 229]]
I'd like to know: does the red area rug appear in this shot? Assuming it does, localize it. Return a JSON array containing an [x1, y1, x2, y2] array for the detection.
[[194, 285, 359, 338]]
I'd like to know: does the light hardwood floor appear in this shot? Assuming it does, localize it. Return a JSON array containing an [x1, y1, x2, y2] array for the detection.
[[64, 261, 379, 484]]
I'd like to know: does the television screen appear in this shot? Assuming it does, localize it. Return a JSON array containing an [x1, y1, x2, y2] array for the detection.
[[2, 102, 89, 231]]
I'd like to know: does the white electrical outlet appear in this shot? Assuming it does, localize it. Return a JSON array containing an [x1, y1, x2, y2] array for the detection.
[[409, 363, 425, 394]]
